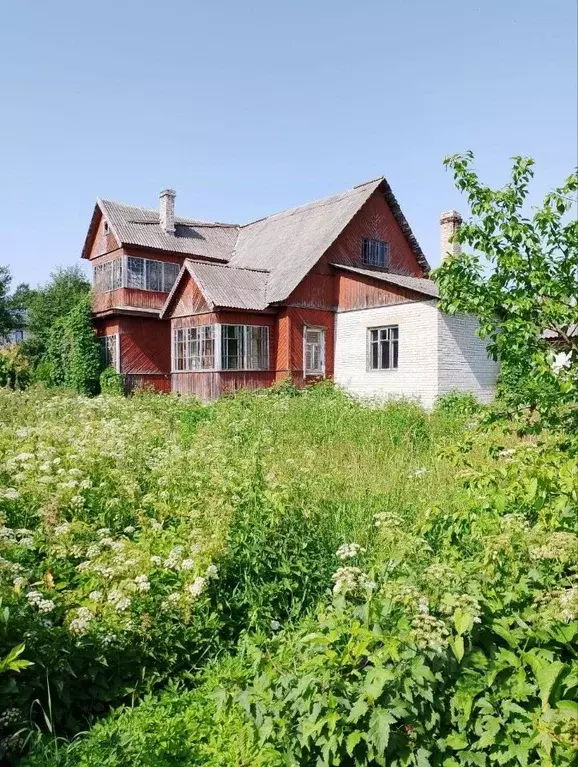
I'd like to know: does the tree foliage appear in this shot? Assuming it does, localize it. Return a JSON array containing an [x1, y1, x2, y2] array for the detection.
[[26, 266, 90, 363], [0, 265, 17, 340], [45, 294, 101, 394], [433, 153, 578, 426]]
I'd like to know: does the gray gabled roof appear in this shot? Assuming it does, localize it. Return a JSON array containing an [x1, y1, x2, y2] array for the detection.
[[86, 176, 430, 309], [229, 179, 384, 303], [161, 260, 270, 316], [85, 199, 238, 260], [333, 264, 439, 298]]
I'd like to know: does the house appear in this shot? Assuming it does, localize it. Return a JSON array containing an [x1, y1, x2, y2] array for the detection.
[[1, 309, 29, 347], [81, 177, 499, 406]]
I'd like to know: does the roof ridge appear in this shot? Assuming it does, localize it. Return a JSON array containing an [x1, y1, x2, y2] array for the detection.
[[185, 258, 269, 275]]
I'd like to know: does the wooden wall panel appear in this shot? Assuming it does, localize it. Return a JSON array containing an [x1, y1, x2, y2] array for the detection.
[[93, 288, 170, 314], [171, 371, 275, 401], [285, 272, 336, 310], [287, 308, 335, 379], [125, 374, 171, 394], [119, 316, 171, 375], [323, 191, 426, 277], [168, 277, 210, 317], [337, 273, 427, 312]]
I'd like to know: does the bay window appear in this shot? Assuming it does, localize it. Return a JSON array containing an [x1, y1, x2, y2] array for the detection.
[[93, 257, 180, 293], [221, 325, 269, 370], [173, 326, 215, 371]]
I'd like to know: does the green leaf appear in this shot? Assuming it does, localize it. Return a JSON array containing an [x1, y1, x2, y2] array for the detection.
[[535, 661, 565, 709], [368, 707, 394, 755], [451, 636, 464, 663], [348, 697, 368, 723], [345, 730, 363, 756], [454, 610, 474, 636], [445, 732, 469, 750]]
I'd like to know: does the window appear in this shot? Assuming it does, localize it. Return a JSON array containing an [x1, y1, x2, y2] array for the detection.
[[304, 327, 325, 375], [103, 221, 109, 234], [14, 330, 24, 343], [93, 259, 123, 292], [93, 257, 180, 293], [368, 326, 398, 370], [221, 325, 269, 370], [98, 334, 120, 372], [172, 326, 215, 371], [361, 238, 389, 268]]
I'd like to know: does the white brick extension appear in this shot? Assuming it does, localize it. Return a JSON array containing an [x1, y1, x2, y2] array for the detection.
[[334, 301, 499, 409]]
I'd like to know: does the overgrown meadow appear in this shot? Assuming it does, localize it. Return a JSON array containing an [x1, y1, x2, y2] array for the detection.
[[0, 384, 576, 766]]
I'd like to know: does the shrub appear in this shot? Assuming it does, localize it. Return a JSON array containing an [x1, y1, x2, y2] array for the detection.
[[99, 367, 124, 396], [434, 389, 481, 418]]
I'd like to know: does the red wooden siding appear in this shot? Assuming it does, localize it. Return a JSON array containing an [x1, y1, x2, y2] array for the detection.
[[337, 273, 429, 312], [170, 278, 210, 317], [285, 272, 336, 310], [323, 190, 425, 277], [93, 288, 172, 314], [86, 210, 121, 260], [287, 308, 335, 379], [172, 371, 275, 400], [125, 374, 171, 394], [119, 316, 171, 376]]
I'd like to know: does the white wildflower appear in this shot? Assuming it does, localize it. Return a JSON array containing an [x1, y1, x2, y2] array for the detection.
[[206, 564, 218, 579], [123, 525, 136, 534], [187, 577, 206, 598], [336, 542, 365, 560], [270, 620, 281, 631], [180, 558, 194, 571], [150, 555, 162, 566], [134, 574, 150, 592], [88, 591, 102, 602]]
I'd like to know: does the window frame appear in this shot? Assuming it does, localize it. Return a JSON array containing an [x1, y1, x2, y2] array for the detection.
[[172, 325, 216, 372], [367, 325, 399, 371], [361, 238, 389, 268], [221, 324, 270, 371], [93, 256, 180, 294], [303, 325, 326, 377], [98, 334, 120, 373]]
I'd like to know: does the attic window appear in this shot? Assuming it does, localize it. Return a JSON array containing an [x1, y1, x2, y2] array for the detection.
[[103, 221, 109, 234], [362, 238, 389, 268]]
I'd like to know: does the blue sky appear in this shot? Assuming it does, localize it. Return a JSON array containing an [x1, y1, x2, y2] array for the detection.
[[1, 0, 576, 288]]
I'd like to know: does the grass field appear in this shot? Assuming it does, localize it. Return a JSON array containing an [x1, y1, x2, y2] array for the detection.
[[0, 384, 575, 766]]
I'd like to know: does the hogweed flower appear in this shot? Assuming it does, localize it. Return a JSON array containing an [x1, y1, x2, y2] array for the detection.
[[332, 566, 375, 595], [410, 613, 449, 653], [69, 607, 93, 636], [187, 577, 206, 598], [373, 512, 403, 529], [335, 543, 365, 560], [134, 574, 150, 592]]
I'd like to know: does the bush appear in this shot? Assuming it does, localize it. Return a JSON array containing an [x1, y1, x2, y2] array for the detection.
[[99, 367, 124, 396], [434, 389, 481, 418]]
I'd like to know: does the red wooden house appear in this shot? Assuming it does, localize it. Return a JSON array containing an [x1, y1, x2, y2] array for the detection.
[[82, 179, 498, 405]]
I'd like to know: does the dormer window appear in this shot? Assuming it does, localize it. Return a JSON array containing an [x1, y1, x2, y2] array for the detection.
[[361, 238, 389, 268]]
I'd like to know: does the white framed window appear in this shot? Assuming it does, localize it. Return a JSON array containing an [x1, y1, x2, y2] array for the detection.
[[172, 325, 215, 372], [98, 334, 120, 372], [368, 325, 398, 370], [93, 257, 180, 293], [304, 326, 325, 375], [93, 259, 123, 292], [361, 238, 389, 268], [221, 325, 269, 370]]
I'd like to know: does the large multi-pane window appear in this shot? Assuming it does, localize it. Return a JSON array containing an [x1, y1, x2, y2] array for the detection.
[[94, 259, 123, 292], [93, 257, 179, 293], [173, 326, 215, 371], [172, 324, 269, 372], [126, 257, 179, 292], [368, 326, 399, 370], [361, 238, 389, 268], [304, 327, 325, 375], [221, 325, 269, 370], [98, 334, 120, 372]]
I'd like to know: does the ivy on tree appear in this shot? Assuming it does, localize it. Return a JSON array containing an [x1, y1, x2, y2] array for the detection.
[[434, 152, 577, 426]]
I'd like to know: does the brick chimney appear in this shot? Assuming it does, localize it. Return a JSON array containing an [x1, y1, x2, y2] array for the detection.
[[159, 189, 176, 234], [440, 210, 462, 260]]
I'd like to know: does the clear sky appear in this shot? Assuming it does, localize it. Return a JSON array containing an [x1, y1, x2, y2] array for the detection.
[[0, 0, 576, 288]]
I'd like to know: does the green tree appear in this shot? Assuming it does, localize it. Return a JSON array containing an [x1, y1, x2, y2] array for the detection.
[[45, 294, 101, 395], [0, 265, 17, 340], [434, 152, 578, 426], [27, 266, 90, 363]]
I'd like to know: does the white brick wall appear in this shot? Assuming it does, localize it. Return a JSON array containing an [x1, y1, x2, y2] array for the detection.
[[334, 301, 441, 408], [334, 302, 499, 408], [437, 313, 499, 404]]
